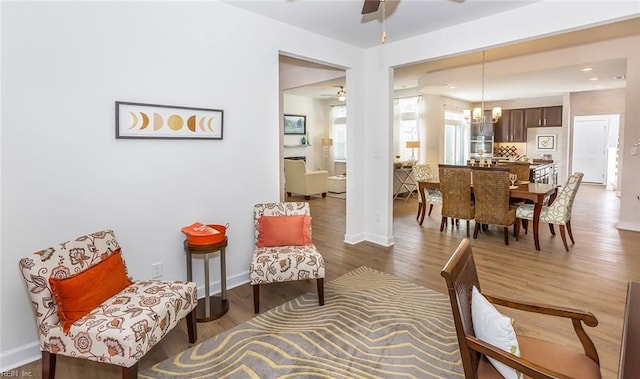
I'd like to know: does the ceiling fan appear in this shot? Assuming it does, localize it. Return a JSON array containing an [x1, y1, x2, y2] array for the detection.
[[361, 0, 465, 43], [361, 0, 465, 15], [320, 86, 347, 101]]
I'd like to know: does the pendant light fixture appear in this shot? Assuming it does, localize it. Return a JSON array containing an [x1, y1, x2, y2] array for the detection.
[[464, 50, 502, 125], [337, 86, 347, 102]]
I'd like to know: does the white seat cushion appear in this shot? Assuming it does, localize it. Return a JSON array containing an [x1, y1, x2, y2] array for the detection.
[[43, 280, 197, 368]]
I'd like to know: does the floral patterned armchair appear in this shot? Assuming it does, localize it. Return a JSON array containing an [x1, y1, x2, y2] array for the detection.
[[18, 230, 198, 379], [249, 202, 325, 313]]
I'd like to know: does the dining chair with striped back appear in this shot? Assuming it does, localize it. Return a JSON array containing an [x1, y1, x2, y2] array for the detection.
[[471, 167, 520, 245], [438, 164, 474, 237], [412, 163, 442, 223], [516, 172, 584, 251]]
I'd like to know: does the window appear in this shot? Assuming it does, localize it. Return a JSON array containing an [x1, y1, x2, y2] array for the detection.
[[331, 105, 347, 161], [444, 109, 469, 165], [394, 96, 422, 161]]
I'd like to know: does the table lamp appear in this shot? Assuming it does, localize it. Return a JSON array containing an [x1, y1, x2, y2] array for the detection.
[[406, 140, 420, 163]]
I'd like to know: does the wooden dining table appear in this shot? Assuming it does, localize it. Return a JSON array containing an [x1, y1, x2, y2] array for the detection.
[[418, 181, 559, 251]]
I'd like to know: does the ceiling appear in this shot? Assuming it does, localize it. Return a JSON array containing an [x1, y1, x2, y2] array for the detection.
[[224, 0, 638, 102], [223, 0, 539, 49]]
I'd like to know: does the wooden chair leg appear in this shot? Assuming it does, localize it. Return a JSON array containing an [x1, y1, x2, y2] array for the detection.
[[322, 192, 327, 198], [122, 363, 138, 379], [252, 284, 260, 314], [473, 222, 480, 239], [566, 220, 575, 244], [514, 220, 520, 241], [503, 226, 509, 245], [317, 278, 325, 306], [42, 351, 56, 379], [428, 204, 434, 216], [549, 223, 556, 235], [186, 309, 197, 343], [466, 220, 470, 237], [440, 217, 447, 232], [419, 205, 427, 225], [559, 225, 570, 251]]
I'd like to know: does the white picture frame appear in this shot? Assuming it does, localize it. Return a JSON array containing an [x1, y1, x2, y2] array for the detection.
[[536, 133, 557, 151]]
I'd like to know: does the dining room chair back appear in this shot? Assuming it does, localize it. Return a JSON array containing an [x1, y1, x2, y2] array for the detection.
[[438, 164, 474, 237], [441, 238, 601, 379], [249, 202, 325, 313], [504, 162, 531, 182], [413, 163, 442, 222], [471, 168, 519, 245], [516, 172, 584, 251]]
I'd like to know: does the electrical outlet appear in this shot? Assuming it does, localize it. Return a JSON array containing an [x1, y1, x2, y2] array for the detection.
[[152, 262, 163, 279]]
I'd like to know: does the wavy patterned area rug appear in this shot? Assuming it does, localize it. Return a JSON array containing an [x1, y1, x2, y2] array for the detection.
[[140, 266, 463, 379]]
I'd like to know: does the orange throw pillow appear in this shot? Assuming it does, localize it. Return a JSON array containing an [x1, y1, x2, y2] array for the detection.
[[49, 249, 133, 333], [257, 215, 312, 247]]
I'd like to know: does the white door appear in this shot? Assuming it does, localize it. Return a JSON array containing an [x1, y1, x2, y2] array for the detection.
[[572, 118, 607, 184]]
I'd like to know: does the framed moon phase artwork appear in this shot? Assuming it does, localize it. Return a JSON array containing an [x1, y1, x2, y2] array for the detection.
[[536, 133, 557, 151], [116, 101, 223, 140]]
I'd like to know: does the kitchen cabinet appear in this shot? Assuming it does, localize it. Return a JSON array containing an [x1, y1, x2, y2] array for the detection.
[[525, 106, 563, 127], [495, 109, 526, 142]]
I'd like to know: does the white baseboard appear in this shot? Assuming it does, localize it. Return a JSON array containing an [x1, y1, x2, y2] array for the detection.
[[0, 340, 40, 373], [616, 222, 640, 232]]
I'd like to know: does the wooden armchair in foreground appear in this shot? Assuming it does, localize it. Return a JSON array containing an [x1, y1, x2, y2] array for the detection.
[[441, 238, 601, 379]]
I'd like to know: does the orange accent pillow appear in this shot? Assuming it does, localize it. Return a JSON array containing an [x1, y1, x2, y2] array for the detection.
[[49, 249, 133, 333], [257, 215, 312, 247]]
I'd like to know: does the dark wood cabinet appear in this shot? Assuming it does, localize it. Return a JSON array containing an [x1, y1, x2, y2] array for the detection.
[[525, 106, 563, 127], [495, 109, 526, 142]]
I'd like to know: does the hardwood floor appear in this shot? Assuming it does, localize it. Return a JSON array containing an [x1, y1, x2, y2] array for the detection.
[[15, 185, 639, 378]]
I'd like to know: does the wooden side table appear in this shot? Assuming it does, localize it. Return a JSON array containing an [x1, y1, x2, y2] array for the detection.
[[184, 238, 229, 322]]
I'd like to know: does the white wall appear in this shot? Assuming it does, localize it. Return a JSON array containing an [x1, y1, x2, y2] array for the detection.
[[0, 1, 364, 370], [282, 94, 331, 172]]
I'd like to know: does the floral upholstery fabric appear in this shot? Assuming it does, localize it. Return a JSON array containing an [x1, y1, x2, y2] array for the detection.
[[413, 163, 443, 205], [250, 202, 325, 285], [18, 230, 197, 368], [516, 172, 584, 225]]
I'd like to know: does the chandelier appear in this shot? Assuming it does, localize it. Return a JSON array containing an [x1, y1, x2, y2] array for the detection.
[[337, 86, 347, 102], [464, 50, 502, 125]]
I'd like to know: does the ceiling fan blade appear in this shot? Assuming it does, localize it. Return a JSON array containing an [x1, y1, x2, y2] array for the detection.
[[361, 0, 380, 15]]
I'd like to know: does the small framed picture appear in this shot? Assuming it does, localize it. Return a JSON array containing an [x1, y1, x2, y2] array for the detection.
[[536, 134, 556, 151], [283, 114, 306, 135]]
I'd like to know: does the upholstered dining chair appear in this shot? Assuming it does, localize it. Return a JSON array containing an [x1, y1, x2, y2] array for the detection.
[[18, 230, 198, 379], [438, 164, 474, 237], [441, 238, 601, 379], [516, 172, 584, 251], [412, 163, 442, 222], [471, 167, 519, 245], [249, 202, 325, 313], [504, 162, 531, 183]]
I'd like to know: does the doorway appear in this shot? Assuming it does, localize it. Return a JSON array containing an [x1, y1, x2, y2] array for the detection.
[[572, 115, 620, 188]]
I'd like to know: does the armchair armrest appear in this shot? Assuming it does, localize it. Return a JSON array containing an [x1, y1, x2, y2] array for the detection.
[[483, 292, 600, 365], [466, 335, 573, 379]]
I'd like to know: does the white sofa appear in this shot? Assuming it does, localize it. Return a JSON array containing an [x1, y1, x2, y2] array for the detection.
[[284, 159, 328, 199]]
